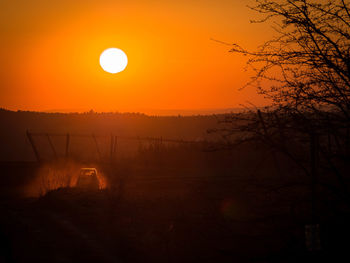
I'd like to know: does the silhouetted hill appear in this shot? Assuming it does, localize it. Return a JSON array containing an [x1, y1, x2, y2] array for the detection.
[[0, 109, 223, 161]]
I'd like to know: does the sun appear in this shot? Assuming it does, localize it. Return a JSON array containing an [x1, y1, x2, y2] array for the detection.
[[99, 48, 128, 74]]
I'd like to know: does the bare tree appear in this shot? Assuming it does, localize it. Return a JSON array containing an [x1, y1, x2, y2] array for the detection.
[[224, 0, 350, 205], [233, 0, 350, 116]]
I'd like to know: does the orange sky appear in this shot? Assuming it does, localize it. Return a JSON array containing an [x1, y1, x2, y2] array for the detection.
[[0, 0, 274, 114]]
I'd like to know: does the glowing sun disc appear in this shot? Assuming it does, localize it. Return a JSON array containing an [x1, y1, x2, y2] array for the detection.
[[99, 48, 128, 74]]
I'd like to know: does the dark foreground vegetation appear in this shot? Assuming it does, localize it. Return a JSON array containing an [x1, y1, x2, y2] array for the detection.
[[1, 139, 350, 263]]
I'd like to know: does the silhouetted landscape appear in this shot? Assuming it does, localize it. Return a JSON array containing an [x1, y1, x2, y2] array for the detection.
[[1, 107, 350, 262], [2, 0, 350, 262]]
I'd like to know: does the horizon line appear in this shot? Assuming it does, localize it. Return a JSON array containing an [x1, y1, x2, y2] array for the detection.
[[0, 107, 253, 117]]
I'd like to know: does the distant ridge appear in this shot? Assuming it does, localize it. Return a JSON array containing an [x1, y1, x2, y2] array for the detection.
[[138, 108, 245, 116], [43, 107, 245, 116]]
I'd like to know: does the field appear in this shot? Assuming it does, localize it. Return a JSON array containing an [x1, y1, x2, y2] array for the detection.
[[0, 110, 349, 262]]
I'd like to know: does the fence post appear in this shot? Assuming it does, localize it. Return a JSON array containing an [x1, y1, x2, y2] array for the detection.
[[305, 132, 321, 251], [46, 133, 57, 159], [310, 132, 319, 224], [65, 133, 70, 159], [257, 110, 282, 177], [110, 134, 114, 163], [92, 134, 101, 161], [26, 130, 40, 162], [257, 110, 268, 135], [113, 136, 118, 162]]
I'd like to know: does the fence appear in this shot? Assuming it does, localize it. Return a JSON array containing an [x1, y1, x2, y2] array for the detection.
[[26, 131, 208, 163]]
